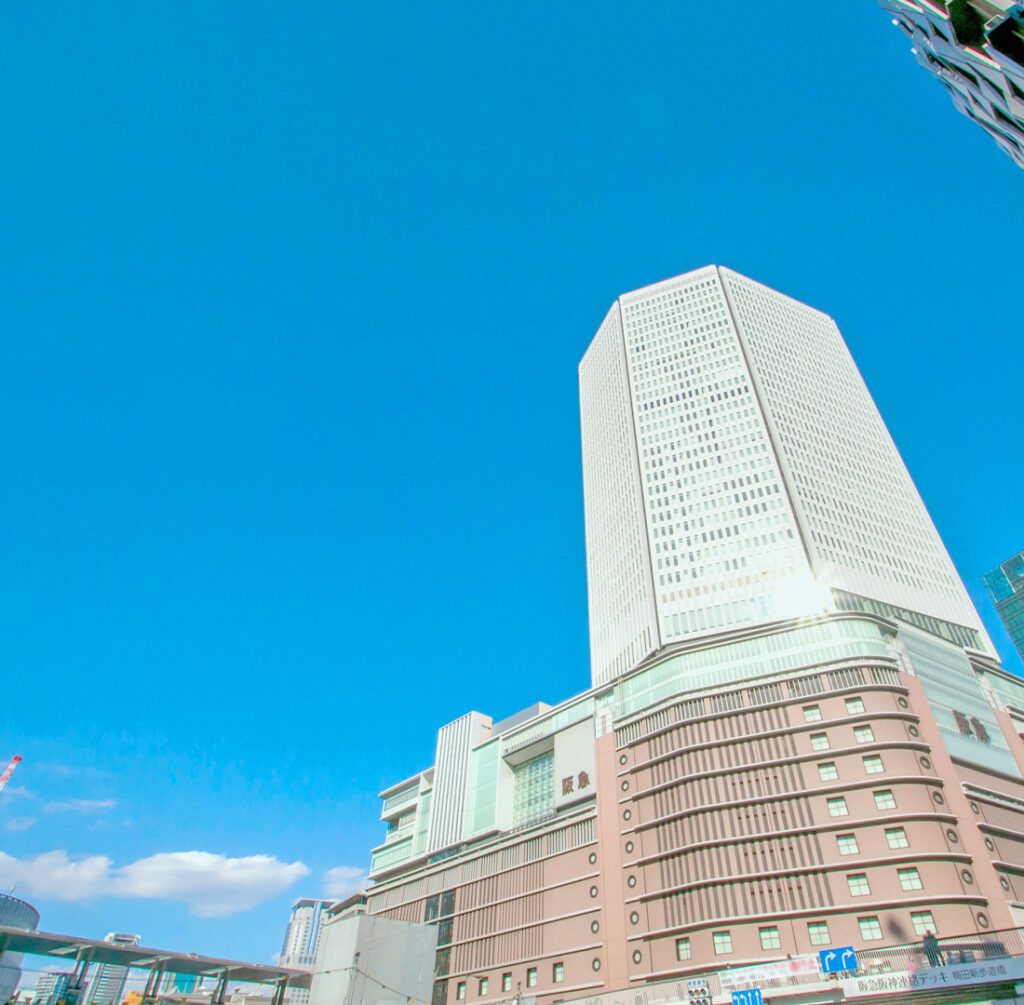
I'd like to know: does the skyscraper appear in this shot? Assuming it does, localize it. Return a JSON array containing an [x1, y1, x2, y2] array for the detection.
[[984, 549, 1024, 661], [879, 0, 1024, 169], [84, 934, 140, 1005], [278, 900, 333, 1004], [579, 265, 987, 686], [364, 268, 1024, 1005]]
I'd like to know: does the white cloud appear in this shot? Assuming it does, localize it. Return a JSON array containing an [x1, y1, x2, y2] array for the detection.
[[323, 865, 367, 900], [3, 817, 36, 832], [0, 850, 309, 917], [0, 851, 114, 900], [44, 799, 117, 814], [0, 785, 33, 803], [117, 853, 309, 917]]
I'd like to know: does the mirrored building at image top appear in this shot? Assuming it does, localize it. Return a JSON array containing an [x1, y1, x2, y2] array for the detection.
[[363, 267, 1024, 1005], [879, 0, 1024, 169]]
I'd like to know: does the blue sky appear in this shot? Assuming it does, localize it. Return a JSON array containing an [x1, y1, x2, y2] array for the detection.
[[2, 1, 1023, 975]]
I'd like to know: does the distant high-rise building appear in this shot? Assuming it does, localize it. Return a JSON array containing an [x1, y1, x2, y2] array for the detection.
[[579, 265, 988, 686], [879, 0, 1024, 169], [84, 934, 140, 1005], [278, 900, 332, 1004], [35, 972, 72, 1005], [984, 549, 1024, 660]]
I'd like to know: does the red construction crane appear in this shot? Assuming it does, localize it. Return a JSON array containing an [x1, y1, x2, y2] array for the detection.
[[0, 755, 23, 793]]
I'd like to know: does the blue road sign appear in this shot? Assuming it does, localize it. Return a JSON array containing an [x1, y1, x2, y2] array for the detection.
[[819, 946, 858, 974], [731, 991, 763, 1005]]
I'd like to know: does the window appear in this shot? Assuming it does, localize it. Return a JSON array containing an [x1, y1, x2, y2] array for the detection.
[[759, 926, 781, 950], [502, 975, 512, 993], [808, 921, 831, 946], [858, 916, 883, 941], [552, 964, 563, 984], [713, 931, 733, 955], [886, 827, 909, 849], [854, 725, 875, 743], [846, 697, 865, 714], [818, 762, 839, 782], [827, 796, 848, 817], [874, 789, 896, 810], [456, 984, 466, 1001], [675, 938, 691, 961], [863, 755, 884, 774], [526, 969, 537, 988], [911, 911, 936, 936], [478, 979, 488, 996], [440, 891, 456, 917], [810, 732, 830, 751], [804, 705, 823, 722], [424, 895, 440, 922], [848, 873, 870, 896], [898, 868, 923, 891], [838, 833, 859, 855]]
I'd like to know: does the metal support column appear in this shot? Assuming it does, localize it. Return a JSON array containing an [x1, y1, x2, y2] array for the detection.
[[210, 969, 229, 1005], [270, 977, 288, 1005]]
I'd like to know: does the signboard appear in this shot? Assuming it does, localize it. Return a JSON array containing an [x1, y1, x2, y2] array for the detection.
[[685, 978, 711, 1005], [841, 956, 1024, 999], [720, 956, 818, 991], [730, 991, 763, 1005], [820, 946, 858, 974]]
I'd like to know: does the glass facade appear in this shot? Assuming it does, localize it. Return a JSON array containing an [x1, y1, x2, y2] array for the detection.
[[984, 550, 1024, 663], [512, 752, 554, 827]]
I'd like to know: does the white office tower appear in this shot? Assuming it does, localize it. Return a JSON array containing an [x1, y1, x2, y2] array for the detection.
[[278, 900, 332, 1004], [83, 934, 140, 1005], [579, 265, 989, 687]]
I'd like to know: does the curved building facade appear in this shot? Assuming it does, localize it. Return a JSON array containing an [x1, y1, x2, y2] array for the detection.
[[0, 893, 40, 1001]]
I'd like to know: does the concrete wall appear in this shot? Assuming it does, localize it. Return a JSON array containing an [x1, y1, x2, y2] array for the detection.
[[309, 912, 436, 1005]]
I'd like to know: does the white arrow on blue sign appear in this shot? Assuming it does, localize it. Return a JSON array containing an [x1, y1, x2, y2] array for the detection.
[[819, 946, 858, 974], [731, 990, 763, 1005]]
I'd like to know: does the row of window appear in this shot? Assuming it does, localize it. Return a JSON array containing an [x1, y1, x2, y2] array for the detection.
[[455, 964, 566, 999], [827, 787, 898, 816], [804, 696, 865, 721], [838, 826, 908, 853], [811, 723, 876, 749], [675, 910, 937, 959], [818, 752, 885, 780]]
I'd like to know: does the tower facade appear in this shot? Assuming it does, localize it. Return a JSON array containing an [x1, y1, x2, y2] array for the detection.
[[580, 266, 987, 687]]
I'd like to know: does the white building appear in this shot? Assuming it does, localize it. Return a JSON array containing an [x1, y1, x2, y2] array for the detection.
[[83, 934, 140, 1005], [34, 971, 71, 1005], [279, 900, 334, 1004], [879, 0, 1024, 170], [579, 265, 990, 687]]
